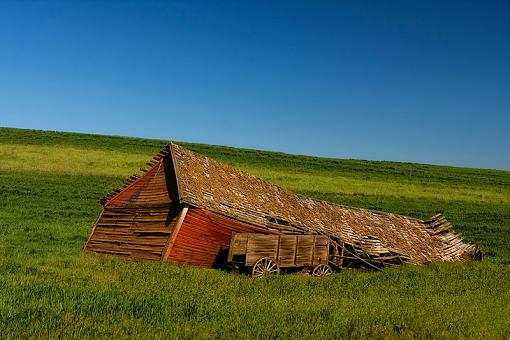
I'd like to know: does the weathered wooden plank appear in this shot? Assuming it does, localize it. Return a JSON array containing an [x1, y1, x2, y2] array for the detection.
[[313, 235, 329, 265], [295, 235, 314, 266], [230, 233, 248, 257], [278, 235, 297, 267], [246, 234, 279, 266]]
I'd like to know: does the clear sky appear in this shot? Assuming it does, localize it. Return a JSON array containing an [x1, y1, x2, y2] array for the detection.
[[1, 1, 509, 170]]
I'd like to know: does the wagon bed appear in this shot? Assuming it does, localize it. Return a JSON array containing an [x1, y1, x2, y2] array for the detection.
[[228, 233, 332, 277]]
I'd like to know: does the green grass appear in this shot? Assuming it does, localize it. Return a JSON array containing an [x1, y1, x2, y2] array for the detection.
[[0, 127, 509, 338]]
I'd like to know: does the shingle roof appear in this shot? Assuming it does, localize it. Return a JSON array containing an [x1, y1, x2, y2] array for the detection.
[[169, 143, 479, 264]]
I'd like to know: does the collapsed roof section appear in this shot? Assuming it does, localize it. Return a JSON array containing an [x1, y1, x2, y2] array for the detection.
[[100, 143, 481, 265]]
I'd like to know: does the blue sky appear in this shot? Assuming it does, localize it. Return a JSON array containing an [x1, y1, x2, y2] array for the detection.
[[1, 1, 509, 170]]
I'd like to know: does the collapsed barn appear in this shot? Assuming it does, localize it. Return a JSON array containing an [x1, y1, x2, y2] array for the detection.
[[84, 143, 481, 271]]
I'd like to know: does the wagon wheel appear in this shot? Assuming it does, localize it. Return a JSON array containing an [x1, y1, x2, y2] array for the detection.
[[252, 258, 279, 278], [312, 264, 332, 277]]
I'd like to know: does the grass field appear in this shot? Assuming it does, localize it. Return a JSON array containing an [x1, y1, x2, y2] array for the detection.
[[0, 127, 509, 338]]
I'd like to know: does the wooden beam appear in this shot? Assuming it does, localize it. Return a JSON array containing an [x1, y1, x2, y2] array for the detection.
[[343, 247, 382, 271], [161, 204, 189, 261]]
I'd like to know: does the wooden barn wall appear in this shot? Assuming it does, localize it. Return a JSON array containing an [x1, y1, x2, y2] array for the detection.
[[86, 159, 179, 261], [166, 207, 276, 268], [86, 206, 180, 260], [107, 160, 172, 208]]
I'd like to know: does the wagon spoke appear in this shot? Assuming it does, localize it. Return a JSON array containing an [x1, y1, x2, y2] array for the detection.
[[253, 266, 264, 277], [252, 258, 279, 278], [312, 264, 332, 277]]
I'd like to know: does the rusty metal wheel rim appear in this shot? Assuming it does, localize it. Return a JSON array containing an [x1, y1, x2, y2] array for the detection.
[[252, 257, 279, 278], [312, 264, 332, 277]]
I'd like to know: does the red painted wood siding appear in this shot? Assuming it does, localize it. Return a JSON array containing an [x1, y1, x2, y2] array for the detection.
[[166, 207, 274, 268], [108, 160, 171, 208]]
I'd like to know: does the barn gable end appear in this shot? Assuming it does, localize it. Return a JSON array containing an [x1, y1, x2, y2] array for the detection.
[[85, 152, 181, 261]]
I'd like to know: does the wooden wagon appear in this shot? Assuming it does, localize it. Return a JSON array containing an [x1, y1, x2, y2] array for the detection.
[[227, 233, 333, 277]]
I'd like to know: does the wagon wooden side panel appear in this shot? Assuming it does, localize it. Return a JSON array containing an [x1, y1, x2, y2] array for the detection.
[[245, 235, 280, 266], [278, 235, 298, 267], [313, 236, 329, 265], [295, 235, 314, 266], [229, 233, 331, 269], [228, 233, 249, 263]]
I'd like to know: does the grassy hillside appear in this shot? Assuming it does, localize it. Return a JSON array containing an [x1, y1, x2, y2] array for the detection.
[[0, 127, 509, 338]]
